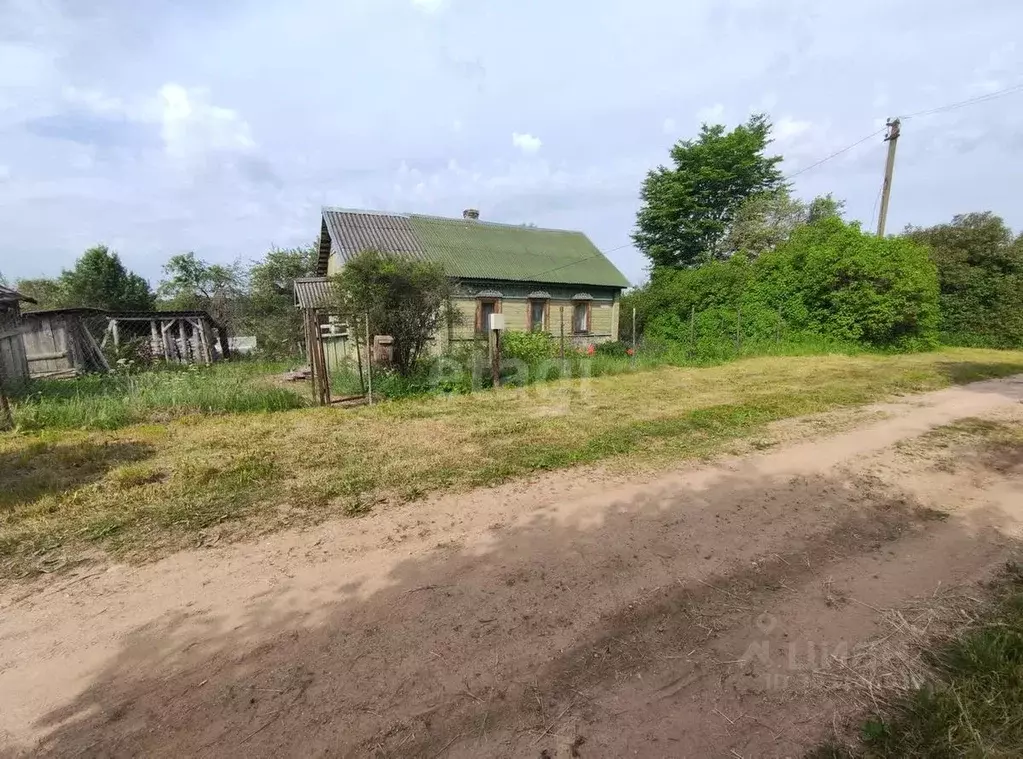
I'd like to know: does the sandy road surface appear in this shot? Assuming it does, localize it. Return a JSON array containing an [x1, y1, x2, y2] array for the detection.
[[2, 375, 1023, 757]]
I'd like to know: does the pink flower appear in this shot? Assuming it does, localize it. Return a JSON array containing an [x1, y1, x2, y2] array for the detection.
[[586, 344, 595, 355], [626, 348, 634, 356]]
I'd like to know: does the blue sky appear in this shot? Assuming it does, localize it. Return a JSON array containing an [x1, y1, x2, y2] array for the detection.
[[1, 0, 1021, 286]]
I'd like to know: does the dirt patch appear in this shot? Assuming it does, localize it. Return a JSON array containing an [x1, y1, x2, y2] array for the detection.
[[0, 375, 1022, 757]]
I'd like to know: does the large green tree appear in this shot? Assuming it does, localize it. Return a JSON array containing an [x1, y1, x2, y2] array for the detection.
[[904, 212, 1023, 347], [245, 245, 318, 357], [57, 245, 155, 311], [634, 114, 784, 269]]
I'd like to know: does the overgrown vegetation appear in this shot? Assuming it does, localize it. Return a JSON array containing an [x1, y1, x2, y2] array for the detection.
[[810, 562, 1023, 759], [905, 212, 1023, 349], [330, 249, 460, 377], [6, 362, 305, 431], [2, 348, 1022, 579], [635, 217, 939, 353]]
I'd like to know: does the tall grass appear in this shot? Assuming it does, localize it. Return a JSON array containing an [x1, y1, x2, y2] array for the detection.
[[329, 334, 873, 402], [8, 362, 306, 431]]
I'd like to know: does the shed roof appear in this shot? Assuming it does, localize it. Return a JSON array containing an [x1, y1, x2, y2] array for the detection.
[[318, 208, 630, 289], [0, 285, 36, 305], [293, 277, 336, 309]]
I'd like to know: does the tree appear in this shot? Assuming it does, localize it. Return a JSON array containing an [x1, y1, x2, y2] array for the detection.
[[633, 114, 784, 269], [331, 250, 457, 377], [57, 245, 155, 311], [724, 190, 847, 258], [904, 212, 1023, 347], [13, 278, 63, 311], [158, 253, 245, 333], [245, 245, 318, 357]]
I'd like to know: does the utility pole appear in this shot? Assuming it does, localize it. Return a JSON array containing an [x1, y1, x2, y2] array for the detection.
[[876, 118, 901, 237]]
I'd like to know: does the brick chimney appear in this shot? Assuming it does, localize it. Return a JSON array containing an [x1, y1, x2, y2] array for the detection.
[[463, 208, 480, 220]]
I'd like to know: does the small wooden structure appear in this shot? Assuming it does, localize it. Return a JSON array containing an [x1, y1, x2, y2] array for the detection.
[[21, 308, 110, 379], [102, 311, 228, 365], [0, 285, 34, 387], [294, 278, 335, 406]]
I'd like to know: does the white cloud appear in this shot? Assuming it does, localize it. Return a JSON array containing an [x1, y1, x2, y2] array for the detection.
[[158, 83, 256, 161], [0, 165, 10, 181], [662, 117, 676, 135], [452, 118, 464, 133], [696, 103, 725, 123], [774, 116, 812, 141], [511, 131, 542, 155], [62, 86, 126, 115], [411, 0, 448, 13]]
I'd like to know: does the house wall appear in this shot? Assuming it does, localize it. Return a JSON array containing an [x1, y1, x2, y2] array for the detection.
[[0, 304, 30, 387], [441, 280, 622, 352]]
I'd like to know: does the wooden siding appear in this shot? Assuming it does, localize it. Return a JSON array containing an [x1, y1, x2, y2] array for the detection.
[[0, 305, 30, 386], [22, 313, 108, 378]]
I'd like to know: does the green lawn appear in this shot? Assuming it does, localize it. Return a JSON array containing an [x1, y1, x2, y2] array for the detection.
[[2, 347, 1023, 580]]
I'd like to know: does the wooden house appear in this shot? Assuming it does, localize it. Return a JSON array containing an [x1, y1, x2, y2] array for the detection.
[[0, 285, 34, 387], [313, 208, 630, 351]]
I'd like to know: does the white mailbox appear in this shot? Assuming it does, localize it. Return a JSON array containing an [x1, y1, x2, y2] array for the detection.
[[488, 313, 506, 331]]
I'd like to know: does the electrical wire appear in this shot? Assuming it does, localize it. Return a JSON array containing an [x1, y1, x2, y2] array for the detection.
[[785, 128, 887, 179], [531, 81, 1023, 277], [898, 83, 1023, 120]]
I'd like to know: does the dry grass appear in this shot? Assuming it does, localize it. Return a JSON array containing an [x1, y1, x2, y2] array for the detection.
[[808, 563, 1023, 758], [2, 347, 1023, 580]]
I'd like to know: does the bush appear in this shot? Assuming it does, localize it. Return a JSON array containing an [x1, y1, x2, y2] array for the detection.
[[501, 330, 557, 365], [641, 218, 940, 353], [595, 341, 631, 357]]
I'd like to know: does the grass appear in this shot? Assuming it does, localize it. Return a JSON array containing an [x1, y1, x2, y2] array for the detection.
[[1, 347, 1023, 579], [809, 563, 1023, 759], [7, 361, 307, 430]]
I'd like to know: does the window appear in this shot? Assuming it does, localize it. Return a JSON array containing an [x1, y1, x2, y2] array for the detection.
[[573, 301, 590, 333], [528, 299, 547, 331], [476, 299, 499, 333]]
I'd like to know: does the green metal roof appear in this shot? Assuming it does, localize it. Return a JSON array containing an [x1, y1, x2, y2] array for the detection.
[[319, 209, 630, 289]]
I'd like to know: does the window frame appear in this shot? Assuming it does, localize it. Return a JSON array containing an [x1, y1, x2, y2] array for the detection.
[[475, 298, 502, 334], [572, 300, 591, 334], [527, 298, 550, 332]]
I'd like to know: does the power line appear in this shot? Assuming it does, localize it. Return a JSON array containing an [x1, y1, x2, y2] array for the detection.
[[534, 82, 1023, 276], [786, 128, 886, 179], [898, 82, 1023, 120]]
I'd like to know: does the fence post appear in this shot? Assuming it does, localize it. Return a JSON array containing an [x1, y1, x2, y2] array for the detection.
[[631, 306, 636, 347], [365, 312, 373, 405], [559, 306, 566, 374], [0, 361, 12, 432], [689, 305, 696, 357], [736, 304, 742, 354]]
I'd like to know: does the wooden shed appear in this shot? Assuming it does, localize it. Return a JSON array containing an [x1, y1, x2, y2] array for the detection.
[[21, 308, 110, 379], [102, 311, 229, 365], [0, 285, 34, 387]]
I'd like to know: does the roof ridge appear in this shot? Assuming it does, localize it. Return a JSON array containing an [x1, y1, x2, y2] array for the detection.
[[409, 212, 584, 236], [321, 206, 585, 236], [321, 206, 411, 219]]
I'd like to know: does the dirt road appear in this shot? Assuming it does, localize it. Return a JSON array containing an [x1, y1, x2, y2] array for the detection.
[[2, 376, 1023, 758]]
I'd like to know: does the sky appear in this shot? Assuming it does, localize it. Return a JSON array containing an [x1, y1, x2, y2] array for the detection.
[[1, 0, 1021, 287]]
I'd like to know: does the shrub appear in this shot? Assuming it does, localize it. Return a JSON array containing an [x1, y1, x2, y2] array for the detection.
[[501, 330, 557, 365], [641, 218, 940, 352], [595, 341, 631, 357]]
